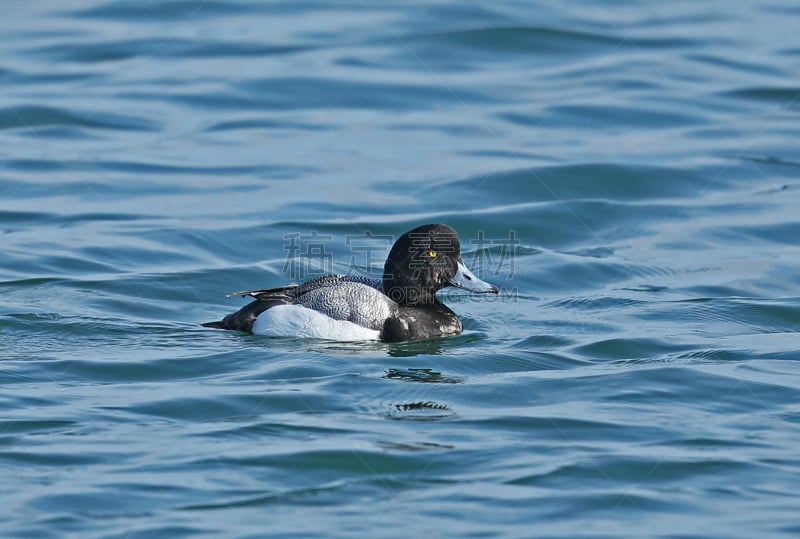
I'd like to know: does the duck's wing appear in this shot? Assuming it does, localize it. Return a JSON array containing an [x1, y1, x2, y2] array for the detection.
[[227, 275, 382, 300], [226, 284, 299, 302], [294, 279, 395, 330], [296, 274, 383, 295]]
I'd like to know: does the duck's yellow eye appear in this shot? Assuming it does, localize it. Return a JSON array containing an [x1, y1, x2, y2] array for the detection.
[[428, 250, 437, 258]]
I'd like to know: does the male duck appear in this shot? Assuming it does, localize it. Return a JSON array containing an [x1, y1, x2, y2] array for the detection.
[[202, 223, 498, 342]]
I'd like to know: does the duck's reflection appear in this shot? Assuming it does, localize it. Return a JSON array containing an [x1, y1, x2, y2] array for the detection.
[[384, 367, 464, 384], [382, 369, 461, 420], [385, 400, 455, 421], [386, 340, 445, 357]]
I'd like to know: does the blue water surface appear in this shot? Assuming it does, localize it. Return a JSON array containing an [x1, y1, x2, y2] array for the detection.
[[2, 1, 800, 537]]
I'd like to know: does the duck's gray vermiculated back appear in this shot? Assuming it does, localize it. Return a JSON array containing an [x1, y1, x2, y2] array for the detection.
[[295, 280, 395, 330]]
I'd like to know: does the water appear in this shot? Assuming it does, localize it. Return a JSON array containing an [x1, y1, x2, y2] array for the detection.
[[2, 1, 799, 537]]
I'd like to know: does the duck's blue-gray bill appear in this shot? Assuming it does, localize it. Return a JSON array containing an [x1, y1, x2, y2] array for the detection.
[[449, 259, 499, 293]]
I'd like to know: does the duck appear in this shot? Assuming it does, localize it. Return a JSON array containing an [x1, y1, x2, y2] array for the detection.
[[202, 223, 498, 342]]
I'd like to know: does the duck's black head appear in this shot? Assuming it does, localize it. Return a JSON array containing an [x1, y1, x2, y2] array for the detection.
[[383, 223, 498, 305]]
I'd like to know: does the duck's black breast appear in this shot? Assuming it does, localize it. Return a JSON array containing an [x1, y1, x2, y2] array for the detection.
[[380, 301, 463, 343]]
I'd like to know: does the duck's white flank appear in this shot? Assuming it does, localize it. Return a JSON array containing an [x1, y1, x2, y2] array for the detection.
[[252, 304, 381, 341]]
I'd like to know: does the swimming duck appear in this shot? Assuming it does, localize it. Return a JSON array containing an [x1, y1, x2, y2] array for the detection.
[[202, 223, 498, 342]]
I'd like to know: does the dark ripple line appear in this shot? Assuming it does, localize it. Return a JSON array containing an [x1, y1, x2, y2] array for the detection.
[[31, 39, 314, 63], [0, 105, 157, 132], [72, 0, 256, 21], [723, 86, 800, 105], [409, 25, 700, 54], [0, 158, 275, 176], [178, 482, 346, 511], [124, 76, 495, 112], [507, 457, 757, 487]]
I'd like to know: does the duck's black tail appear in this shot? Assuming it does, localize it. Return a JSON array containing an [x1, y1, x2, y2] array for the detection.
[[201, 320, 227, 329], [201, 298, 291, 334]]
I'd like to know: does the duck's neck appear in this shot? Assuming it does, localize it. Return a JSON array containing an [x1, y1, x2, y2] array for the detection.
[[383, 257, 440, 305], [383, 281, 439, 305]]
